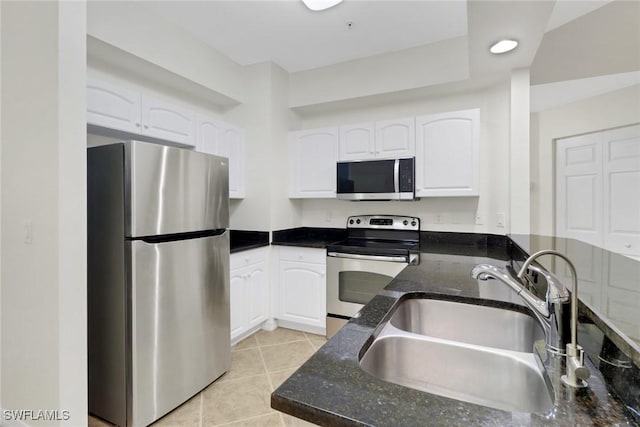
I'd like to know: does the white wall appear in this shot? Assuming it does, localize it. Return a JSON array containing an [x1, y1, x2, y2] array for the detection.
[[509, 69, 531, 234], [531, 84, 640, 235], [226, 63, 303, 231], [289, 36, 469, 108], [1, 2, 87, 426], [296, 81, 511, 234], [87, 1, 245, 104]]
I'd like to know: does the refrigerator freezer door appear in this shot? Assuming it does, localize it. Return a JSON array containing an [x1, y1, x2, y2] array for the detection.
[[129, 232, 230, 427], [126, 141, 229, 237]]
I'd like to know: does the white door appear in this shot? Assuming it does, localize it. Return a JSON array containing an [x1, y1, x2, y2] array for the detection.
[[375, 117, 415, 159], [555, 133, 603, 247], [289, 127, 338, 198], [415, 109, 479, 197], [87, 79, 141, 133], [339, 123, 375, 160], [602, 125, 640, 257], [141, 96, 196, 147], [556, 124, 640, 258]]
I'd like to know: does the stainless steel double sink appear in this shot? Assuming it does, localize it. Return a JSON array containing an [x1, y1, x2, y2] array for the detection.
[[359, 297, 554, 413]]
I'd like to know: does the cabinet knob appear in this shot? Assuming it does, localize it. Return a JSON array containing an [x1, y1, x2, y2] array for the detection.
[[144, 124, 149, 129], [625, 243, 632, 248], [245, 257, 250, 263], [135, 123, 141, 127]]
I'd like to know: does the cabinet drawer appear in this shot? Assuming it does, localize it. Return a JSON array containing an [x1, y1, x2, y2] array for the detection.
[[231, 247, 268, 270], [278, 246, 326, 264]]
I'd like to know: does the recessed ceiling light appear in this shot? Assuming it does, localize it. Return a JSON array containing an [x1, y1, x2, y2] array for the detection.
[[302, 0, 343, 11], [489, 39, 519, 54]]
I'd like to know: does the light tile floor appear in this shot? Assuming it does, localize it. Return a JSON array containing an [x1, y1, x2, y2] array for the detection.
[[89, 328, 325, 427]]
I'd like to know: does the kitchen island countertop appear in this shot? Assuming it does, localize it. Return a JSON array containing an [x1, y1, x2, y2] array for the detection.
[[271, 233, 639, 426]]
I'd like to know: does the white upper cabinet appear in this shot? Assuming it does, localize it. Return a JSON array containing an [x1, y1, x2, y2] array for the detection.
[[415, 108, 480, 197], [87, 79, 141, 134], [221, 124, 246, 199], [195, 114, 224, 154], [375, 117, 416, 159], [87, 78, 196, 147], [141, 96, 196, 147], [195, 115, 245, 199], [339, 123, 375, 160], [338, 118, 415, 161], [289, 127, 338, 198]]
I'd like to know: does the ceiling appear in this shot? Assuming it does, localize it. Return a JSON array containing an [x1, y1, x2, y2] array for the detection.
[[139, 0, 614, 74]]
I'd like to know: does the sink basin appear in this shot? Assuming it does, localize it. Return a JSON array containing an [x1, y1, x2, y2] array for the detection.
[[359, 298, 554, 413], [390, 298, 545, 353]]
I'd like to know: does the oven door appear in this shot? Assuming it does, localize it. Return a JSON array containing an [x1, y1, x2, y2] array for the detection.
[[326, 252, 408, 318]]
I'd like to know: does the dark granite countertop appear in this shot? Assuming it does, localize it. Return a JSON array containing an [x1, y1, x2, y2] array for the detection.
[[229, 230, 269, 253], [271, 227, 347, 249], [272, 233, 640, 426]]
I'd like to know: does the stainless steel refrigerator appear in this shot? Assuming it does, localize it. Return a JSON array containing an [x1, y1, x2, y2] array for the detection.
[[87, 141, 231, 427]]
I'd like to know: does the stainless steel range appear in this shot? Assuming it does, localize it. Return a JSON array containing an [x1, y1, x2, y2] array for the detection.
[[326, 215, 420, 338]]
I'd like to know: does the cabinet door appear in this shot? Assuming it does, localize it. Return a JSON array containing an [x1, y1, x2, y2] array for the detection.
[[339, 123, 375, 160], [415, 109, 479, 197], [220, 125, 246, 199], [141, 96, 196, 147], [289, 128, 338, 198], [246, 261, 268, 328], [279, 261, 326, 327], [375, 117, 415, 159], [87, 79, 141, 133], [602, 125, 640, 257], [195, 114, 224, 155], [229, 267, 247, 341]]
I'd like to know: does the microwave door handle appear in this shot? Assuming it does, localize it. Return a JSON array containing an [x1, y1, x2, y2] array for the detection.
[[394, 159, 400, 193]]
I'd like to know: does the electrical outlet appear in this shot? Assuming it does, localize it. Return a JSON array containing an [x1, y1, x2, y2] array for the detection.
[[24, 220, 33, 244], [496, 212, 505, 228], [475, 215, 483, 225], [435, 213, 442, 224]]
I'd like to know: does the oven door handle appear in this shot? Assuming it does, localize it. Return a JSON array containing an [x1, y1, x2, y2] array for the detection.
[[327, 252, 408, 263]]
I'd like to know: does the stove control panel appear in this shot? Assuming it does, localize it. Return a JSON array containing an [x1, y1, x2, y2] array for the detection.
[[346, 215, 420, 231]]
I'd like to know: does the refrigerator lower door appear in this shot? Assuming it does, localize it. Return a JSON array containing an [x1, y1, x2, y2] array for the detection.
[[129, 231, 230, 427]]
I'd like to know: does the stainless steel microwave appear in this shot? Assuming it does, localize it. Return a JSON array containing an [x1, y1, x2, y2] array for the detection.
[[336, 157, 415, 201]]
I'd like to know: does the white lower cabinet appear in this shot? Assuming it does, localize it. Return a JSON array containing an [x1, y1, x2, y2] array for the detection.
[[276, 247, 326, 334], [230, 247, 269, 345]]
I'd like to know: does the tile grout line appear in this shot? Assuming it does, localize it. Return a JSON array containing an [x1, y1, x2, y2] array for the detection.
[[199, 391, 204, 427], [256, 334, 275, 390], [255, 332, 287, 427], [212, 412, 283, 427]]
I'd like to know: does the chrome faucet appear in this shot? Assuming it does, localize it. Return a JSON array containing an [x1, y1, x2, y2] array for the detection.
[[471, 249, 590, 388], [518, 250, 590, 388], [471, 262, 570, 352]]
